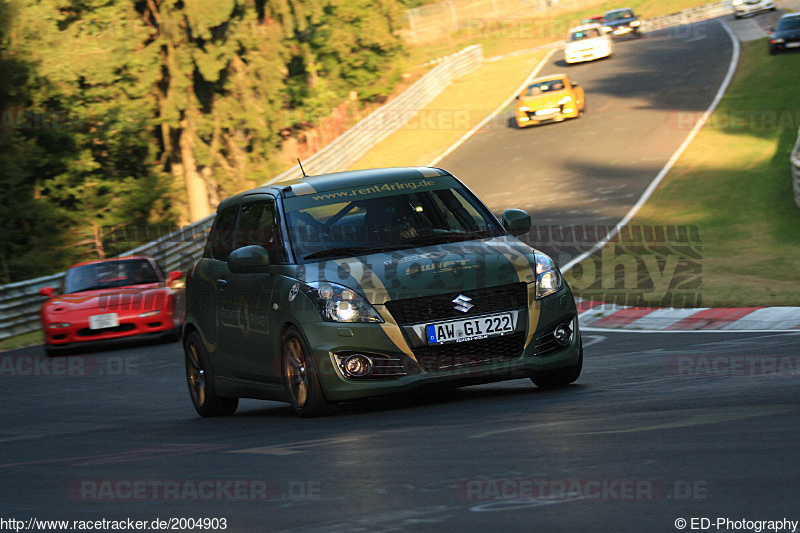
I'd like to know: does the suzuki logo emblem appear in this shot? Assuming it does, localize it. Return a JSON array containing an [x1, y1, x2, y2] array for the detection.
[[452, 294, 473, 313]]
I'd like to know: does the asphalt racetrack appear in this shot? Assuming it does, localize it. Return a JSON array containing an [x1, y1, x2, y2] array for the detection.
[[2, 17, 799, 533]]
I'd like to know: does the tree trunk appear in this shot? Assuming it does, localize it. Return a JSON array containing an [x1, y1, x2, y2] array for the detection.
[[179, 117, 212, 222]]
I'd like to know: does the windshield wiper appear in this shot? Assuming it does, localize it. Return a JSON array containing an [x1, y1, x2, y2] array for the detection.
[[303, 246, 379, 261]]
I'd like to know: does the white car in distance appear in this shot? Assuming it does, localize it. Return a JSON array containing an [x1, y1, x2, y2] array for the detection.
[[565, 24, 613, 64]]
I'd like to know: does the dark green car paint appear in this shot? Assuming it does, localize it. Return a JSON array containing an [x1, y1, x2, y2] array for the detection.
[[184, 167, 582, 411]]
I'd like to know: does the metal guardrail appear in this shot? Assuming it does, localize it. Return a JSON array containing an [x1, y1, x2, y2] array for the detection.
[[0, 45, 484, 341], [641, 1, 731, 33], [792, 128, 800, 209]]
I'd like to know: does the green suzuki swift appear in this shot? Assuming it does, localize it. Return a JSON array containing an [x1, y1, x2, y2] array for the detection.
[[183, 167, 582, 417]]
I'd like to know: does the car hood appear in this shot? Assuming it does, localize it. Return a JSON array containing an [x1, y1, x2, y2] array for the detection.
[[566, 37, 607, 50], [43, 284, 167, 312], [518, 89, 571, 108], [774, 28, 800, 39], [606, 19, 636, 27], [297, 235, 540, 304]]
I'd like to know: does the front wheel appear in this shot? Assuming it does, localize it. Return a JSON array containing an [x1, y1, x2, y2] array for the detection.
[[281, 327, 336, 417], [531, 343, 583, 389], [184, 332, 238, 417]]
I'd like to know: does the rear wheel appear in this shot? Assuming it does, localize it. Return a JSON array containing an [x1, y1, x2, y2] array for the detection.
[[184, 332, 238, 417], [281, 327, 336, 417], [531, 343, 583, 389]]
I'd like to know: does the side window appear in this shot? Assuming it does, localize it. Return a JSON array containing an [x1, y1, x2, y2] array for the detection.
[[210, 206, 239, 261], [234, 200, 283, 262]]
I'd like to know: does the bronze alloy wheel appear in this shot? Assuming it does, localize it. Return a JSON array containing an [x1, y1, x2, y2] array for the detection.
[[284, 337, 309, 408], [281, 327, 335, 417], [184, 331, 238, 417]]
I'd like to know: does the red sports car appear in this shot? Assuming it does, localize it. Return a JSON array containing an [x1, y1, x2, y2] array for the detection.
[[39, 256, 185, 355]]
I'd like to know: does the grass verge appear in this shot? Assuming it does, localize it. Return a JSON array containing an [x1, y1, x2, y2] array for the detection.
[[405, 0, 721, 64], [565, 39, 800, 307], [0, 330, 43, 352]]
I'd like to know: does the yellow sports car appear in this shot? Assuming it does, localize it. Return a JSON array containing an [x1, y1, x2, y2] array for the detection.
[[515, 75, 585, 128]]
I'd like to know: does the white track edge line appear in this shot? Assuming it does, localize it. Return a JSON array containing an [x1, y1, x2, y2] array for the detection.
[[427, 48, 557, 167], [561, 21, 741, 273]]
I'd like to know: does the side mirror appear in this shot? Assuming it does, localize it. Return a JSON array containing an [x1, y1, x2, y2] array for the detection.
[[228, 245, 271, 274], [515, 94, 520, 100], [572, 82, 579, 88], [167, 271, 184, 288], [39, 287, 55, 298], [502, 209, 532, 237]]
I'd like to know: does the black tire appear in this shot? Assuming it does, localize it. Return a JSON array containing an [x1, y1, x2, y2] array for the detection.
[[531, 342, 583, 389], [45, 345, 62, 357], [281, 327, 336, 418], [162, 326, 181, 343], [184, 331, 238, 417]]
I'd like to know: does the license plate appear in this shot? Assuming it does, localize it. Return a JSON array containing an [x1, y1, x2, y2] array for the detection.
[[787, 42, 800, 48], [614, 27, 631, 34], [89, 313, 119, 330], [426, 313, 514, 345], [535, 108, 559, 116]]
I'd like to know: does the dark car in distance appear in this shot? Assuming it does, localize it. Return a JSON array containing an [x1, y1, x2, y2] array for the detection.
[[769, 13, 800, 54], [602, 8, 642, 38]]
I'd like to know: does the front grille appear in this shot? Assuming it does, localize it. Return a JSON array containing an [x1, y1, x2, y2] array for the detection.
[[369, 355, 408, 378], [413, 332, 526, 372], [385, 282, 527, 326], [77, 323, 136, 337]]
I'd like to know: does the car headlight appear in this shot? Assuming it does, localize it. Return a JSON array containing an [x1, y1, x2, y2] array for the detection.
[[306, 282, 383, 323], [773, 38, 785, 43], [558, 96, 572, 105], [631, 20, 640, 27], [732, 0, 743, 5], [534, 253, 563, 300], [602, 25, 612, 32], [518, 106, 530, 112]]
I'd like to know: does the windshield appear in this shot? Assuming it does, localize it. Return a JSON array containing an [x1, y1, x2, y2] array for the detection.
[[283, 180, 505, 262], [64, 259, 162, 293], [524, 79, 566, 96], [570, 28, 601, 41], [605, 9, 634, 22], [777, 17, 800, 31]]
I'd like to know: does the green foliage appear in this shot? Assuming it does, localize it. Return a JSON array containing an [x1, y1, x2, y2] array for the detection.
[[0, 0, 405, 282]]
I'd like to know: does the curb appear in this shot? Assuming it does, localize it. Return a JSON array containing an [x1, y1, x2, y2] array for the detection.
[[577, 300, 800, 332]]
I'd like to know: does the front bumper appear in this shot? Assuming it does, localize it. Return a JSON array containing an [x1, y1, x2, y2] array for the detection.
[[516, 105, 579, 127], [565, 47, 610, 64], [733, 1, 774, 15], [302, 288, 581, 402], [42, 308, 180, 348]]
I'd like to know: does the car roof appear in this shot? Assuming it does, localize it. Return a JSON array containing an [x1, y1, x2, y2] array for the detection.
[[528, 73, 568, 84], [69, 256, 155, 269], [217, 166, 454, 210], [569, 23, 604, 32], [605, 7, 634, 14]]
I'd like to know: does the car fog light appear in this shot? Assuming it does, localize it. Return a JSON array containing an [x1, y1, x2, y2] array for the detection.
[[553, 323, 572, 346], [343, 354, 373, 377]]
